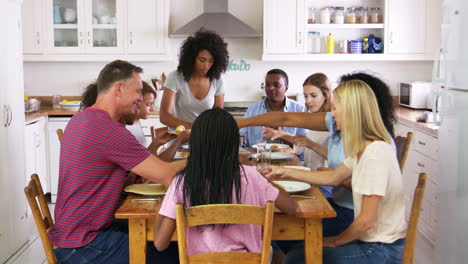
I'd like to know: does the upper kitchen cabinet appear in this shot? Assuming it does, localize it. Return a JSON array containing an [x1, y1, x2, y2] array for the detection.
[[22, 0, 44, 54], [263, 0, 305, 54], [127, 0, 168, 54], [386, 0, 441, 56], [262, 0, 441, 61], [22, 0, 170, 61], [43, 0, 125, 54]]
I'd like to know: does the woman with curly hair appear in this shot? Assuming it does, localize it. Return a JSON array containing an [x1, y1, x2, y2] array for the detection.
[[160, 29, 229, 129]]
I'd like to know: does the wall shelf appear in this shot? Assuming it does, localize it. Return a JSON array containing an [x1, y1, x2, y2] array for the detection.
[[262, 53, 434, 61], [306, 23, 384, 29]]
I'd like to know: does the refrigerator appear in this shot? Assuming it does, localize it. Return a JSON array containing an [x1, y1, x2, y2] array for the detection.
[[433, 0, 468, 262]]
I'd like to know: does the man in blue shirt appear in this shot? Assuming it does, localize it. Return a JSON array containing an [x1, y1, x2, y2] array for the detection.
[[240, 69, 307, 147]]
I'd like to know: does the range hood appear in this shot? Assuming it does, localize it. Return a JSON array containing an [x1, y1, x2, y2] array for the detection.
[[170, 0, 261, 38]]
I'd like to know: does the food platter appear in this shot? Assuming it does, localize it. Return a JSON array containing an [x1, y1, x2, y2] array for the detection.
[[273, 181, 311, 193], [124, 184, 168, 196]]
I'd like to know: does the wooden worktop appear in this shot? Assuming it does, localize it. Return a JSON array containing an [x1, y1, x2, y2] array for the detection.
[[395, 106, 438, 136]]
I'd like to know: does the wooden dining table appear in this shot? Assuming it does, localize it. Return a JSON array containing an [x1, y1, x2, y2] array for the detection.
[[115, 153, 336, 264]]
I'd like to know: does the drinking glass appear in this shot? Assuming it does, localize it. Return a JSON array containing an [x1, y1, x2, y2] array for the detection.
[[256, 139, 267, 154], [53, 95, 61, 110]]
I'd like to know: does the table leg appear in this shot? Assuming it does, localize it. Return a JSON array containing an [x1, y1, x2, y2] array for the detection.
[[304, 219, 322, 264], [128, 218, 147, 264]]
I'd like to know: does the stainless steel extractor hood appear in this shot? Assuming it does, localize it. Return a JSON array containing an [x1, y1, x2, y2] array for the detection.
[[170, 0, 261, 38]]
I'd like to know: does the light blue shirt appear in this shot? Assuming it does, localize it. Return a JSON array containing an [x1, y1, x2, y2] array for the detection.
[[325, 112, 397, 210], [240, 97, 307, 147]]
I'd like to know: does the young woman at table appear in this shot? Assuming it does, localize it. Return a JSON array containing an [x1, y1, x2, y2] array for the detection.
[[266, 80, 406, 263], [160, 29, 229, 130], [153, 108, 297, 255], [262, 72, 332, 196]]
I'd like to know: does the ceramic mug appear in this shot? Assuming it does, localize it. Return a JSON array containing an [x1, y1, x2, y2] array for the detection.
[[100, 15, 110, 24], [63, 8, 76, 23]]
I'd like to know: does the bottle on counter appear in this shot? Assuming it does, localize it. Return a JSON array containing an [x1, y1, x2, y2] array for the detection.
[[334, 7, 345, 24], [308, 7, 316, 24], [326, 33, 335, 54]]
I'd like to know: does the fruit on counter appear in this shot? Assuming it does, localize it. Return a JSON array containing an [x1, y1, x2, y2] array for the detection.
[[175, 125, 186, 134]]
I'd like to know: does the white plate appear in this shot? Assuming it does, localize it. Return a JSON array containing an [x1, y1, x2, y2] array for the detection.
[[239, 147, 250, 155], [124, 184, 168, 196], [284, 166, 311, 171], [174, 151, 189, 159], [273, 181, 311, 194], [253, 152, 294, 160], [168, 129, 191, 135], [252, 143, 289, 150], [180, 143, 189, 149]]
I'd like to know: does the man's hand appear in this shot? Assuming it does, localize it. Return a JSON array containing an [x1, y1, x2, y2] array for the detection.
[[323, 237, 338, 248], [154, 127, 177, 146]]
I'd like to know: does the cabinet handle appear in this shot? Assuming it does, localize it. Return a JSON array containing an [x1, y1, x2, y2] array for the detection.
[[3, 105, 7, 127], [7, 104, 12, 127], [418, 140, 426, 146], [390, 32, 393, 44], [417, 162, 425, 168], [297, 32, 302, 45], [36, 32, 40, 45]]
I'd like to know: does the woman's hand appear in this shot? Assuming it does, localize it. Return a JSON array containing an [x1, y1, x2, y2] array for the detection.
[[293, 135, 314, 148], [154, 127, 177, 145], [264, 166, 291, 180], [323, 237, 338, 248], [262, 127, 283, 140], [176, 130, 190, 144]]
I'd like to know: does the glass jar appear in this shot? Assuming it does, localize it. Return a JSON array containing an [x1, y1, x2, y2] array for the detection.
[[334, 7, 345, 24], [362, 37, 369, 53], [308, 7, 316, 24], [345, 8, 357, 24], [370, 7, 382, 23], [358, 7, 369, 23], [320, 7, 331, 24], [307, 31, 321, 53]]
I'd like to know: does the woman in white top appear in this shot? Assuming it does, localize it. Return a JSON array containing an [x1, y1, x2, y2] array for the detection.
[[266, 80, 407, 263], [262, 73, 332, 195], [160, 29, 229, 129]]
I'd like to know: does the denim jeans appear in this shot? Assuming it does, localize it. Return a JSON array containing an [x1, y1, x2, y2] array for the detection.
[[54, 219, 179, 264], [285, 238, 405, 264], [323, 198, 354, 237]]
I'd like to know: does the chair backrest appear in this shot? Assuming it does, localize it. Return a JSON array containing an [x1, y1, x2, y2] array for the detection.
[[402, 173, 427, 264], [394, 132, 413, 171], [56, 129, 63, 142], [24, 174, 58, 264], [176, 201, 275, 264]]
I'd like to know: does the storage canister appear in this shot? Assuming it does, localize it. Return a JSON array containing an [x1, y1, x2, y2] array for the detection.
[[308, 7, 316, 24], [334, 7, 345, 24], [346, 8, 357, 24], [307, 31, 321, 53], [370, 7, 382, 23], [349, 40, 363, 54], [359, 7, 369, 23], [339, 40, 348, 54], [320, 8, 331, 24]]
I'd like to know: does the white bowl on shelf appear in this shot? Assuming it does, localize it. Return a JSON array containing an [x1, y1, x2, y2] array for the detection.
[[59, 101, 81, 112]]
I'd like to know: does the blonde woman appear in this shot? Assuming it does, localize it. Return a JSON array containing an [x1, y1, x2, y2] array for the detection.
[[266, 80, 406, 263]]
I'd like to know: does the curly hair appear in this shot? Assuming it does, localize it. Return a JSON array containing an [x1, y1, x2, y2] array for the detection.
[[177, 29, 229, 81], [339, 72, 396, 137]]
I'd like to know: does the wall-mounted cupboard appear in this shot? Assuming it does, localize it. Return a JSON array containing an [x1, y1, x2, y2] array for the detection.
[[263, 0, 442, 61], [21, 0, 170, 61]]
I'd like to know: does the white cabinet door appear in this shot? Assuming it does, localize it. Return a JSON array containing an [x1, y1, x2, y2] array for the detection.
[[387, 0, 427, 54], [48, 118, 70, 203], [127, 0, 168, 54], [22, 0, 44, 54], [4, 0, 29, 255], [425, 0, 442, 54], [263, 0, 305, 54]]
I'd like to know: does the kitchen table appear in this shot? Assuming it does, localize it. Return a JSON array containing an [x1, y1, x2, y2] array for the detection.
[[115, 156, 336, 264]]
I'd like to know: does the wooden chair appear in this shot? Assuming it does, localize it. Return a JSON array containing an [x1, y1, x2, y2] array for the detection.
[[56, 128, 63, 142], [24, 174, 58, 264], [176, 201, 275, 264], [394, 131, 413, 171], [402, 173, 427, 264]]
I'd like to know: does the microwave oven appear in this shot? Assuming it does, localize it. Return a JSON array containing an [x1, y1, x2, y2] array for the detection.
[[399, 81, 432, 109]]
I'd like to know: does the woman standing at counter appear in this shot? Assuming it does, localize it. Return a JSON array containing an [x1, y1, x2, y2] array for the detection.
[[160, 29, 229, 129]]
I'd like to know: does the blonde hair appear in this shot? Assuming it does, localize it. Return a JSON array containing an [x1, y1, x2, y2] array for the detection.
[[303, 73, 331, 112], [333, 80, 391, 157]]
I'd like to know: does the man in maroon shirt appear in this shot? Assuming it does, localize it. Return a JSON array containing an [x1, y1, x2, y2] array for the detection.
[[50, 60, 183, 263]]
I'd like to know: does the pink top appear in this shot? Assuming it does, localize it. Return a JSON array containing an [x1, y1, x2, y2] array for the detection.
[[159, 165, 279, 256]]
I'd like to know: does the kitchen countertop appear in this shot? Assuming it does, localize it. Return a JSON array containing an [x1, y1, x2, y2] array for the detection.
[[26, 105, 438, 136], [395, 106, 438, 136], [25, 106, 160, 122]]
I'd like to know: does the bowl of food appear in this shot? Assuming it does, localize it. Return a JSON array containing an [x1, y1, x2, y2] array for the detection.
[[59, 100, 81, 112]]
